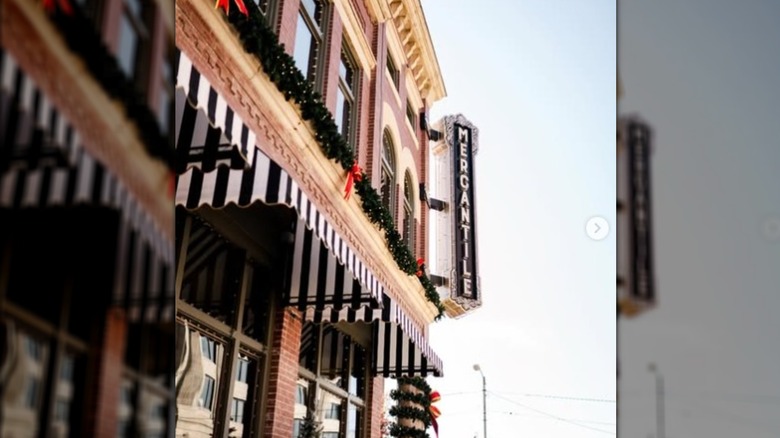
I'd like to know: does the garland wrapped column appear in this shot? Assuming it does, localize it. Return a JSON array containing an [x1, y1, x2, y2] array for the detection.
[[388, 377, 437, 438]]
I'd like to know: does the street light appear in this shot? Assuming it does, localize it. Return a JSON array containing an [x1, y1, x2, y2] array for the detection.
[[648, 363, 665, 438], [473, 364, 486, 438]]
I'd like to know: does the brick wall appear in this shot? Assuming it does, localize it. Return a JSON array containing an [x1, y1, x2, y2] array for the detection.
[[84, 308, 127, 438], [263, 306, 303, 438], [367, 376, 385, 438]]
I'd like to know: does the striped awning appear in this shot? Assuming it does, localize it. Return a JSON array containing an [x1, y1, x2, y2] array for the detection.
[[174, 48, 442, 377], [0, 49, 174, 323], [174, 50, 255, 172]]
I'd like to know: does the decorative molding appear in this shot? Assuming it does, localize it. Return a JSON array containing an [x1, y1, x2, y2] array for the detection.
[[333, 0, 376, 73]]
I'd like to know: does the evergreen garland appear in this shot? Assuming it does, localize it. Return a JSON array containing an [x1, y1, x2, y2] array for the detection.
[[223, 2, 445, 319], [386, 376, 435, 438]]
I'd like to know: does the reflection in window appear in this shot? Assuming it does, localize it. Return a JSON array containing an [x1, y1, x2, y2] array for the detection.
[[293, 0, 325, 83], [117, 0, 148, 79], [387, 51, 400, 89], [403, 172, 415, 251], [346, 403, 362, 438], [200, 376, 216, 410], [230, 398, 245, 423]]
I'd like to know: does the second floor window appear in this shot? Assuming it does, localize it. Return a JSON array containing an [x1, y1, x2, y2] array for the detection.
[[336, 47, 359, 150], [117, 0, 149, 80], [293, 0, 325, 85], [380, 132, 396, 213]]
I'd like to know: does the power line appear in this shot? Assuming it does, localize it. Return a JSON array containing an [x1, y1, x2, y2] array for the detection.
[[488, 391, 616, 435], [490, 411, 616, 426]]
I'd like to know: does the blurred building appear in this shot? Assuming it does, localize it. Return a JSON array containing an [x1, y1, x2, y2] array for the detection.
[[1, 0, 175, 437], [172, 0, 465, 437]]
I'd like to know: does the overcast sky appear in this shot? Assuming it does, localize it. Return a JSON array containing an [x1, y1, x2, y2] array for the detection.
[[422, 1, 617, 437]]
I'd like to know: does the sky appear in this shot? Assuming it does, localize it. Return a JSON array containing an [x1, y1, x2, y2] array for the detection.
[[418, 1, 618, 437], [616, 1, 780, 437], [404, 0, 780, 437]]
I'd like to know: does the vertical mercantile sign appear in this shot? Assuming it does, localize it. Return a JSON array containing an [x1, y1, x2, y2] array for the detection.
[[450, 120, 479, 302], [627, 120, 654, 303]]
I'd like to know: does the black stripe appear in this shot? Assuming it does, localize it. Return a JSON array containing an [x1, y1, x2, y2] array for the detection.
[[407, 338, 416, 375], [174, 48, 181, 81], [203, 116, 222, 171], [29, 89, 43, 157], [123, 229, 137, 311], [315, 238, 328, 307], [10, 169, 26, 207], [224, 106, 234, 140], [37, 166, 52, 205], [207, 88, 217, 122], [333, 261, 344, 310], [90, 163, 104, 204], [140, 242, 152, 322], [240, 125, 249, 157], [421, 355, 428, 377], [2, 69, 23, 158], [265, 161, 281, 203], [238, 153, 256, 205], [296, 227, 314, 310], [212, 159, 230, 208], [395, 325, 404, 377], [186, 170, 203, 209], [188, 67, 201, 105], [64, 160, 78, 204], [284, 174, 293, 204], [176, 100, 197, 173], [382, 323, 391, 377]]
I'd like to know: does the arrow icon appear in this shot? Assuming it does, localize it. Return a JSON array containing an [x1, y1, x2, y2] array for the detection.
[[586, 216, 609, 241]]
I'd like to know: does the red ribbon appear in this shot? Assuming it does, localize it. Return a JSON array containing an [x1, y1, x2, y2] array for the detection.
[[416, 258, 425, 277], [43, 0, 73, 15], [429, 390, 441, 437], [344, 162, 362, 200], [214, 0, 248, 16]]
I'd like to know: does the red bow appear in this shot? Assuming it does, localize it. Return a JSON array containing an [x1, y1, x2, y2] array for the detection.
[[214, 0, 248, 16], [344, 162, 362, 200], [416, 258, 425, 277], [429, 390, 441, 437], [42, 0, 73, 15]]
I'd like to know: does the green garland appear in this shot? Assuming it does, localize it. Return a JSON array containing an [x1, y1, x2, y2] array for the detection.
[[387, 376, 435, 438], [224, 3, 445, 319]]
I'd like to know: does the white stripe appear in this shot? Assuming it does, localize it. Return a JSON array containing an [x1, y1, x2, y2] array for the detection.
[[253, 153, 270, 201], [74, 152, 94, 202], [1, 53, 17, 91], [215, 94, 228, 136], [200, 171, 219, 205], [324, 245, 336, 301], [231, 113, 243, 145], [20, 75, 34, 111], [306, 233, 320, 301], [196, 69, 211, 108], [225, 168, 243, 204], [21, 170, 41, 207], [175, 170, 193, 205], [0, 172, 15, 205], [177, 52, 193, 90], [277, 172, 288, 204], [37, 94, 50, 129], [49, 168, 68, 204]]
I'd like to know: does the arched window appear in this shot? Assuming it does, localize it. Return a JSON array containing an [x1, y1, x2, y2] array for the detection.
[[380, 131, 396, 212], [403, 172, 415, 250]]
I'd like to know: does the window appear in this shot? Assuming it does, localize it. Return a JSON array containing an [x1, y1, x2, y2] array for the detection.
[[386, 51, 400, 89], [293, 0, 326, 85], [24, 377, 40, 409], [158, 42, 174, 136], [199, 376, 216, 410], [201, 336, 217, 362], [406, 100, 416, 128], [236, 357, 250, 383], [380, 131, 396, 212], [296, 383, 308, 405], [325, 402, 341, 420], [403, 172, 415, 250], [323, 433, 339, 438], [336, 47, 360, 150], [117, 0, 149, 80], [231, 398, 245, 423]]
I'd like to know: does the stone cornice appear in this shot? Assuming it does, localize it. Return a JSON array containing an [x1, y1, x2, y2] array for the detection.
[[2, 0, 173, 241], [387, 0, 446, 104], [176, 0, 438, 329]]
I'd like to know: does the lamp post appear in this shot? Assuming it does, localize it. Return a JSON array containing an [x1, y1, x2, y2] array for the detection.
[[648, 363, 665, 438], [473, 364, 487, 438]]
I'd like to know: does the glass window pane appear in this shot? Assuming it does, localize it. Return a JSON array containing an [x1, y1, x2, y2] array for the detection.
[[346, 403, 361, 438], [118, 14, 138, 78], [319, 391, 342, 436], [335, 89, 345, 134], [293, 14, 314, 80]]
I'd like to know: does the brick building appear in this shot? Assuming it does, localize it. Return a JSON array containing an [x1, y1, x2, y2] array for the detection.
[[1, 0, 175, 437], [173, 0, 452, 437]]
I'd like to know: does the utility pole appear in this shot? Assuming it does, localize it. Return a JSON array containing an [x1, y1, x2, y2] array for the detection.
[[648, 363, 665, 438], [473, 364, 487, 438]]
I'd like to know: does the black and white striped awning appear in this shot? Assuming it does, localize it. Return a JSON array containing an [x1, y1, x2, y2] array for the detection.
[[174, 48, 443, 377], [174, 50, 255, 172], [0, 49, 173, 323]]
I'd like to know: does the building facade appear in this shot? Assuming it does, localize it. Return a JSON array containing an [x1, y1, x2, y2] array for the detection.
[[173, 0, 449, 437], [1, 0, 175, 437]]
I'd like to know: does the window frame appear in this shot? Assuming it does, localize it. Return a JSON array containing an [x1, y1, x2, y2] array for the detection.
[[335, 44, 361, 153], [403, 171, 415, 251], [380, 131, 397, 214], [293, 0, 330, 90]]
